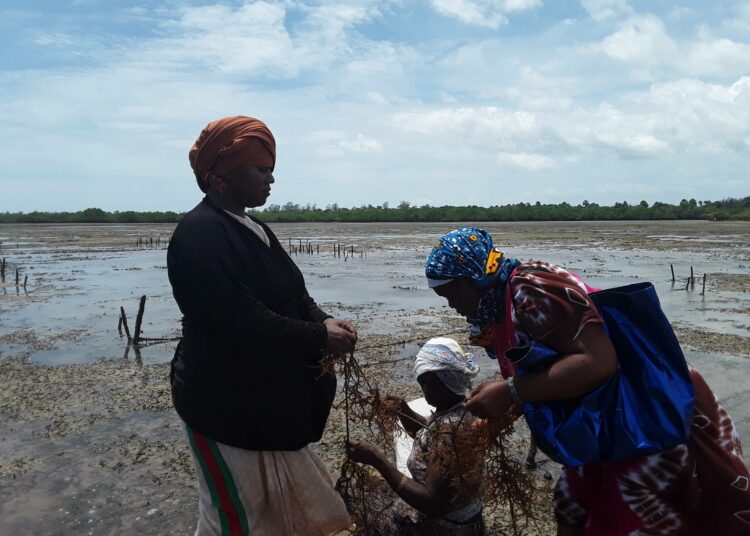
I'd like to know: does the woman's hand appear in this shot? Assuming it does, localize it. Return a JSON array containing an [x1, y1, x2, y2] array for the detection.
[[380, 393, 408, 414], [346, 439, 385, 467], [325, 317, 357, 337], [324, 318, 357, 354], [466, 380, 515, 420]]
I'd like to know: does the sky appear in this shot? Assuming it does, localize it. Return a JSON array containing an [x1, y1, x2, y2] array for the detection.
[[1, 0, 749, 212]]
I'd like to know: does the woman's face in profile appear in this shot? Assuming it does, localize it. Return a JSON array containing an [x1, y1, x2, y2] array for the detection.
[[226, 165, 275, 208], [433, 278, 481, 318], [417, 371, 449, 407]]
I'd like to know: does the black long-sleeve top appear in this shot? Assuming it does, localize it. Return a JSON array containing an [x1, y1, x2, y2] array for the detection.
[[167, 196, 335, 450]]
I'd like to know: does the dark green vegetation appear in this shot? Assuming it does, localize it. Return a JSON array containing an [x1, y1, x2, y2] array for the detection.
[[1, 197, 748, 223]]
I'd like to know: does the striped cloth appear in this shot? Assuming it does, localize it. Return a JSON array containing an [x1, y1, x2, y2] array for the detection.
[[186, 427, 354, 536]]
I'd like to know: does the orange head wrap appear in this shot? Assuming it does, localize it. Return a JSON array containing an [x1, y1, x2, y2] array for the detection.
[[189, 116, 276, 193]]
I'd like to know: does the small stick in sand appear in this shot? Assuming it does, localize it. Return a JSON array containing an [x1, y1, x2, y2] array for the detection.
[[120, 306, 132, 341], [133, 295, 147, 344]]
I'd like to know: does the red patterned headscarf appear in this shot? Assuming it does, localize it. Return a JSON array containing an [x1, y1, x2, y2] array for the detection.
[[189, 116, 276, 192]]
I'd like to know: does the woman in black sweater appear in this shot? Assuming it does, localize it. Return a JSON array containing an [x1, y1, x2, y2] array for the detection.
[[168, 116, 356, 536]]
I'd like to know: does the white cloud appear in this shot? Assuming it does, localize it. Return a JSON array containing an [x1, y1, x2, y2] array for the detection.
[[723, 2, 750, 33], [579, 0, 630, 21], [395, 107, 540, 152], [339, 134, 383, 153], [501, 0, 543, 12], [497, 152, 570, 170], [588, 14, 750, 79], [429, 0, 542, 28], [593, 15, 676, 64], [682, 35, 750, 78], [391, 74, 750, 169], [156, 3, 299, 77], [307, 131, 384, 156], [430, 0, 507, 28]]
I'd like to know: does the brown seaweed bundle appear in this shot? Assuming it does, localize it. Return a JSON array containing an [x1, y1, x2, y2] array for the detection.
[[325, 350, 542, 534]]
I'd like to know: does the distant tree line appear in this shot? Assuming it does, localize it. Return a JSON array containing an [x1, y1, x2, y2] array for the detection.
[[0, 207, 182, 224], [253, 197, 750, 222], [1, 197, 748, 223]]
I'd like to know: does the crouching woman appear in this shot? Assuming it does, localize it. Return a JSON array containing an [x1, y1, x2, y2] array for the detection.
[[347, 338, 485, 536]]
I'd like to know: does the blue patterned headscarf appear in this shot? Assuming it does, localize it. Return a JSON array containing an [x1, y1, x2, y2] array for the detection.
[[425, 227, 520, 326]]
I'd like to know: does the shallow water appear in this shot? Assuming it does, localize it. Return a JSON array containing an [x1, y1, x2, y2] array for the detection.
[[1, 221, 747, 365]]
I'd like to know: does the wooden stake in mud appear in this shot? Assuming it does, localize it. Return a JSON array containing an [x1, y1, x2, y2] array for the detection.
[[685, 277, 691, 291], [23, 275, 27, 291], [133, 295, 147, 344], [1, 257, 5, 282], [700, 273, 707, 296], [690, 266, 695, 288], [670, 264, 675, 283], [15, 267, 19, 286], [120, 306, 132, 341], [117, 316, 123, 336]]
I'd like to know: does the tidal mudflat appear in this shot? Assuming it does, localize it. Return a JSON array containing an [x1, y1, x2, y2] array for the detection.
[[1, 220, 748, 534]]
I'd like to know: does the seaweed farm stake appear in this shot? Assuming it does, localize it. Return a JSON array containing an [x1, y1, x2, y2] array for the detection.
[[117, 297, 180, 354], [690, 266, 695, 288], [701, 273, 707, 297], [670, 264, 675, 283], [120, 306, 132, 341], [133, 295, 147, 344]]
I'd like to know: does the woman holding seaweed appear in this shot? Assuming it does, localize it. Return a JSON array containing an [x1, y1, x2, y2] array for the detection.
[[426, 227, 750, 536]]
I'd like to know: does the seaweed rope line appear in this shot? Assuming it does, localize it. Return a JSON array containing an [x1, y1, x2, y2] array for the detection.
[[349, 328, 469, 368]]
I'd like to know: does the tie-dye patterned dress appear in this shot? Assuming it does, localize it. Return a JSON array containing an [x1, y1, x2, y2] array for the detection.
[[503, 262, 750, 535]]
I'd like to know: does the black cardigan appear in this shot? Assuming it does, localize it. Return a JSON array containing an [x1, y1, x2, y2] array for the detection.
[[167, 197, 335, 450]]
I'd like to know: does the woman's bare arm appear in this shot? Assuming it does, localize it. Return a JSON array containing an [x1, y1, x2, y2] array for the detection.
[[467, 324, 617, 419]]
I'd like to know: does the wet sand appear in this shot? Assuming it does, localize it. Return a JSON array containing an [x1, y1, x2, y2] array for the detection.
[[1, 220, 748, 534]]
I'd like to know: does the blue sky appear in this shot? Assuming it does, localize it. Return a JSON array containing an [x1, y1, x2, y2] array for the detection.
[[1, 0, 749, 212]]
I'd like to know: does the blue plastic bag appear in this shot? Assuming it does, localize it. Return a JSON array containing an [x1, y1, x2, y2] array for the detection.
[[506, 282, 695, 468]]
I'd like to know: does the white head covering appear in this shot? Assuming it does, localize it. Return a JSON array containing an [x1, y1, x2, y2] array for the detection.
[[414, 337, 480, 396]]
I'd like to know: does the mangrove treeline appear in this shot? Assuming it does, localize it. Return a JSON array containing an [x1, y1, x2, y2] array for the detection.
[[1, 197, 748, 224]]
